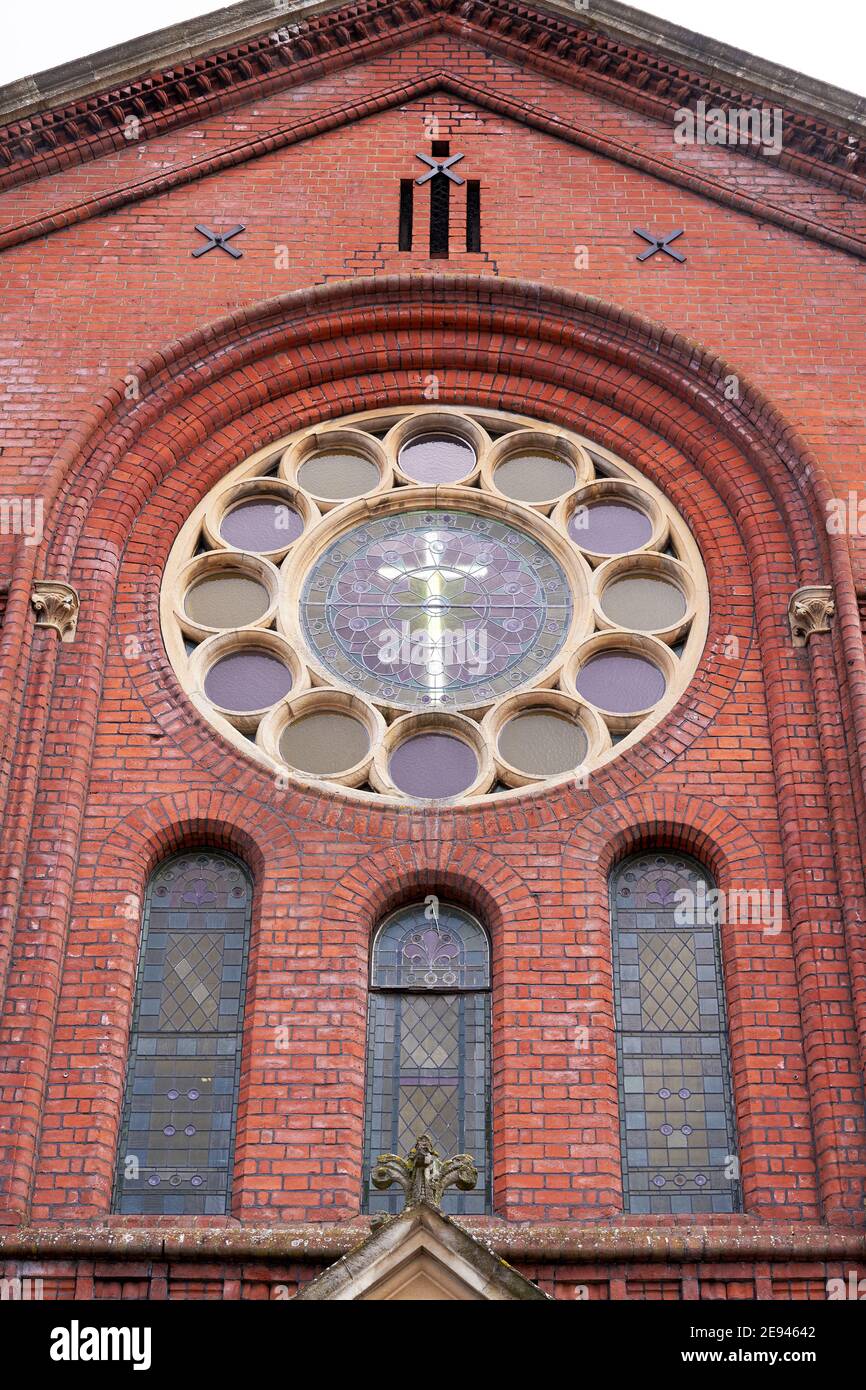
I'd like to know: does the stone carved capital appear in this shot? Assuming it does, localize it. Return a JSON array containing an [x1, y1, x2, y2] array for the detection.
[[31, 581, 79, 642], [788, 585, 834, 647]]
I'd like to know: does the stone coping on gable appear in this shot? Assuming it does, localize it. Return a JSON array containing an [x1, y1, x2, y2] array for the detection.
[[2, 0, 863, 130], [0, 0, 862, 205]]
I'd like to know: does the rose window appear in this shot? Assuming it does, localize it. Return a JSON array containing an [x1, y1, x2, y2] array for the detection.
[[161, 407, 707, 803]]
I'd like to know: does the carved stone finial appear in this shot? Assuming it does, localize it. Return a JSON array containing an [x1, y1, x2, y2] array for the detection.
[[31, 581, 79, 642], [371, 1134, 478, 1211], [788, 585, 834, 647]]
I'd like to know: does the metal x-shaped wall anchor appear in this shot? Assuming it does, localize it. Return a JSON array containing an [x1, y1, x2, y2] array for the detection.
[[192, 224, 246, 259], [415, 152, 465, 185], [633, 228, 685, 263]]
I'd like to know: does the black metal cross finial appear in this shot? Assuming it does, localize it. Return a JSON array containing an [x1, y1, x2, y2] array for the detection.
[[192, 224, 246, 259], [415, 152, 465, 185], [633, 227, 686, 263]]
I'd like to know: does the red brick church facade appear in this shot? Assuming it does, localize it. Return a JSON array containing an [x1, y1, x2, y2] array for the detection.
[[0, 0, 865, 1300]]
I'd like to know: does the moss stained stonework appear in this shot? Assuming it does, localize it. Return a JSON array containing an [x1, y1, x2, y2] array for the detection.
[[0, 0, 865, 1300]]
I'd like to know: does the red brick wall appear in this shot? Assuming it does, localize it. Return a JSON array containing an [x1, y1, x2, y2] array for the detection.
[[1, 8, 865, 1297]]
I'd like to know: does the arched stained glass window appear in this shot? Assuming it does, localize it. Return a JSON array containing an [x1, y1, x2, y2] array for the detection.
[[363, 901, 491, 1215], [611, 853, 741, 1214], [113, 851, 252, 1215]]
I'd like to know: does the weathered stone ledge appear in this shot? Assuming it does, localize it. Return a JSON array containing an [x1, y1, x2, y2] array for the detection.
[[2, 1219, 864, 1265]]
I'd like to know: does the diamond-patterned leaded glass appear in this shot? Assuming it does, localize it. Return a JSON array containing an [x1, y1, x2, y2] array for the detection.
[[364, 902, 491, 1214], [300, 509, 573, 709], [611, 854, 741, 1215], [113, 852, 252, 1215]]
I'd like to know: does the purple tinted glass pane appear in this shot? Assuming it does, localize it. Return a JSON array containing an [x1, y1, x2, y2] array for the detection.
[[569, 500, 653, 554], [221, 499, 303, 551], [398, 433, 476, 483], [204, 651, 293, 711], [389, 733, 478, 798], [575, 652, 665, 713]]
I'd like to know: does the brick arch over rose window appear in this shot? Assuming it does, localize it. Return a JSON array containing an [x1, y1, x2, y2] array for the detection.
[[1, 276, 865, 1223]]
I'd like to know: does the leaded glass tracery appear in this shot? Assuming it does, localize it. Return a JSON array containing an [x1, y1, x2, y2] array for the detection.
[[300, 509, 572, 707], [611, 853, 741, 1215], [363, 902, 491, 1215], [113, 851, 251, 1215]]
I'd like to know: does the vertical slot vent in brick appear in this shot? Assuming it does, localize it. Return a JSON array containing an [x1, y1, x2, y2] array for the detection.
[[429, 177, 450, 258], [466, 180, 481, 252], [429, 139, 450, 259], [398, 179, 414, 251]]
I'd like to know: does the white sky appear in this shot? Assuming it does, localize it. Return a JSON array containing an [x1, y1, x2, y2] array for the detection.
[[1, 0, 864, 97]]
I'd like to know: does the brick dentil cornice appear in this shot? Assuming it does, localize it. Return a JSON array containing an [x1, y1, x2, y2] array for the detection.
[[0, 0, 863, 196]]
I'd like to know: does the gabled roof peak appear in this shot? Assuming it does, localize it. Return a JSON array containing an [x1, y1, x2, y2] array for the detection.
[[296, 1201, 552, 1299], [0, 0, 862, 195], [3, 0, 863, 127]]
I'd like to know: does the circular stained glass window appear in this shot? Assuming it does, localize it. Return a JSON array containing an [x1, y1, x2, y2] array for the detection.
[[398, 433, 476, 483], [389, 732, 479, 798], [204, 650, 294, 711], [163, 406, 708, 803], [221, 499, 303, 551], [299, 509, 573, 709], [279, 710, 369, 775], [296, 450, 380, 500]]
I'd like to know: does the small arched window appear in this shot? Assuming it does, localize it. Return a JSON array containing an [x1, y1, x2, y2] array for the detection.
[[363, 901, 491, 1214], [611, 852, 741, 1214], [113, 851, 252, 1215]]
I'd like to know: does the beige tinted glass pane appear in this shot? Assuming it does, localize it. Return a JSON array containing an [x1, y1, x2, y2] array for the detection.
[[601, 575, 686, 630], [297, 451, 380, 499], [495, 452, 575, 502], [638, 933, 700, 1031], [185, 574, 270, 627], [498, 710, 588, 775], [279, 710, 369, 773]]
